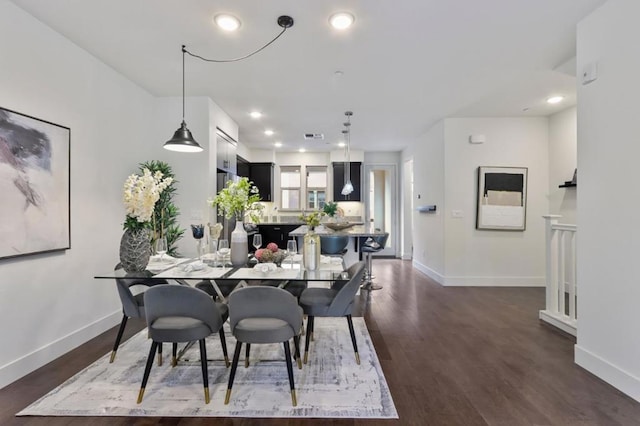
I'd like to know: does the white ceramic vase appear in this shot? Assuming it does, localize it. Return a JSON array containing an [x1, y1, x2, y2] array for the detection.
[[230, 220, 248, 267]]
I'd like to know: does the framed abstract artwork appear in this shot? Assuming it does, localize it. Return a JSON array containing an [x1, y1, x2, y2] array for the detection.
[[0, 107, 70, 259], [476, 166, 527, 231]]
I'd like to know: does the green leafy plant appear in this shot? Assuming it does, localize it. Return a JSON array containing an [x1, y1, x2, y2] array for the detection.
[[139, 160, 185, 257], [209, 177, 264, 223], [323, 201, 338, 217], [299, 210, 325, 228]]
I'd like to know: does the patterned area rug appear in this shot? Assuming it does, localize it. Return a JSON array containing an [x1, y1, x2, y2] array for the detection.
[[18, 317, 397, 418]]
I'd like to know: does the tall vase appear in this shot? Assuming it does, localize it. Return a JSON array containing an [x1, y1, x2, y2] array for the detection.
[[231, 220, 248, 267], [303, 228, 321, 271], [119, 228, 151, 273]]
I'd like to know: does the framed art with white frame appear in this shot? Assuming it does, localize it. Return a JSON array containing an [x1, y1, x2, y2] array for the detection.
[[476, 166, 527, 231], [0, 106, 70, 259]]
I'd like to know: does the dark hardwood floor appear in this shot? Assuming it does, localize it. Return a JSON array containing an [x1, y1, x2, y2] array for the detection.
[[2, 259, 639, 425]]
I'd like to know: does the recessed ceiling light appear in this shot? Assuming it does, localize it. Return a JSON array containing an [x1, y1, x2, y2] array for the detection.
[[274, 141, 283, 147], [547, 96, 564, 104], [264, 129, 274, 136], [214, 14, 241, 31], [329, 12, 355, 30], [338, 142, 346, 147], [250, 111, 262, 119], [299, 148, 306, 153]]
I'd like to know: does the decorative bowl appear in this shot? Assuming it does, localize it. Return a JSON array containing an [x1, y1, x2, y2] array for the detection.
[[325, 222, 354, 231]]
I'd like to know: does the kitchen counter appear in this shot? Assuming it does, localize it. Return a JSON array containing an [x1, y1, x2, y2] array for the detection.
[[289, 224, 385, 237]]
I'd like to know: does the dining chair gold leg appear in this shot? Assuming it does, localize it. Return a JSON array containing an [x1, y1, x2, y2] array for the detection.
[[110, 351, 117, 363], [204, 387, 210, 404], [137, 388, 145, 404], [291, 389, 297, 406], [171, 356, 177, 367], [224, 355, 230, 368], [224, 388, 232, 405]]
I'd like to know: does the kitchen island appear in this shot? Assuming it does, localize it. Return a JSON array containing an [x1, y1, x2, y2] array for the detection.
[[289, 224, 387, 263]]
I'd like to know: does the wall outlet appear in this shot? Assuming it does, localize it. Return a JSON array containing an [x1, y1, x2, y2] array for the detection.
[[451, 210, 463, 218], [190, 209, 203, 221]]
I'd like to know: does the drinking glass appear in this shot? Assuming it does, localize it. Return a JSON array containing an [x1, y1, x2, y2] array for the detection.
[[155, 237, 168, 262], [217, 239, 230, 267], [253, 234, 262, 251], [287, 239, 297, 267]]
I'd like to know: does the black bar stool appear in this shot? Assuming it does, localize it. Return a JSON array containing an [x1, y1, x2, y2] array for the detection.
[[360, 232, 389, 291]]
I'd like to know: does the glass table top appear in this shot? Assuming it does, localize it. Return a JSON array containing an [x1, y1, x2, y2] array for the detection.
[[95, 257, 349, 282]]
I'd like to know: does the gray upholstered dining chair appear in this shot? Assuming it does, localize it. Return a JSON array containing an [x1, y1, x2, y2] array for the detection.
[[299, 261, 366, 365], [225, 286, 303, 406], [111, 263, 168, 363], [320, 234, 349, 256], [137, 284, 229, 404]]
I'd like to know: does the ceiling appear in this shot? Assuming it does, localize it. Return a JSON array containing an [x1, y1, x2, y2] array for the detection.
[[11, 0, 606, 152]]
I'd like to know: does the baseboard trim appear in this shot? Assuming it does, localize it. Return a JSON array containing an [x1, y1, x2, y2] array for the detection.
[[575, 345, 640, 403], [539, 310, 577, 336], [411, 261, 544, 287], [0, 311, 120, 390], [412, 260, 445, 285], [444, 275, 545, 287]]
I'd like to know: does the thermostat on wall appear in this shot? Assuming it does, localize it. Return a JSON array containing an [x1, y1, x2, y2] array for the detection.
[[469, 134, 486, 144]]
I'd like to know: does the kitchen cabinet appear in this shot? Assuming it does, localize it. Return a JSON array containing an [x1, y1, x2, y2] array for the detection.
[[250, 162, 275, 202], [237, 156, 250, 179], [216, 130, 237, 174], [332, 162, 362, 201], [257, 224, 300, 249]]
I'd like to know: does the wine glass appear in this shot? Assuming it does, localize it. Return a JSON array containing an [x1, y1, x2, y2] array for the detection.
[[253, 234, 262, 251], [217, 239, 230, 267], [155, 237, 168, 263], [287, 239, 297, 267]]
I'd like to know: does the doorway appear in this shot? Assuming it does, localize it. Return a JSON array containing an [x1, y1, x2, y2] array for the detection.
[[364, 164, 397, 257]]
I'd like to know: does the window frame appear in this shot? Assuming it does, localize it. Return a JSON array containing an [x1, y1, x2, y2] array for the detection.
[[306, 165, 328, 210], [280, 165, 302, 211]]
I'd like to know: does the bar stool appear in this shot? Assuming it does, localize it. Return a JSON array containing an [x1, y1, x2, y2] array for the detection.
[[360, 232, 389, 291]]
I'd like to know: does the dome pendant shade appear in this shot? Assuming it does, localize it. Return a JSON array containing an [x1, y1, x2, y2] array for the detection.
[[164, 120, 203, 153], [341, 180, 354, 196]]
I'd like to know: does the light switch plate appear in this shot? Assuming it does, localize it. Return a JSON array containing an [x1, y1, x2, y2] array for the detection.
[[582, 62, 598, 85], [451, 210, 463, 218]]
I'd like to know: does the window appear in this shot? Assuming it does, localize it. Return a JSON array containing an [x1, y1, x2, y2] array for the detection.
[[280, 166, 301, 210], [306, 166, 327, 210]]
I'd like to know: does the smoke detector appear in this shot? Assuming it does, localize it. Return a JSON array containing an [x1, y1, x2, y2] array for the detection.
[[303, 133, 324, 140]]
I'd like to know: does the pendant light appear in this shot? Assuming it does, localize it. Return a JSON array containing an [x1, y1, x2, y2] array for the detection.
[[164, 16, 295, 152], [164, 45, 203, 152], [341, 111, 354, 196]]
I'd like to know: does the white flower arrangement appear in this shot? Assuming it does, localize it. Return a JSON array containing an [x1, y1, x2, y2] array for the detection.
[[123, 168, 173, 231]]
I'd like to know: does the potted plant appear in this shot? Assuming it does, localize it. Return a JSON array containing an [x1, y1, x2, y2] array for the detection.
[[121, 168, 173, 272], [209, 177, 264, 266], [140, 161, 184, 257]]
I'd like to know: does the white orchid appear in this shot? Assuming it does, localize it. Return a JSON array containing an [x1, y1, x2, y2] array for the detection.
[[123, 168, 173, 230]]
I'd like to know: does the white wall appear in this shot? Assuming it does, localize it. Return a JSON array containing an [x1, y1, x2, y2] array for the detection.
[[403, 121, 446, 282], [0, 2, 156, 388], [548, 106, 577, 223], [576, 0, 640, 402], [443, 117, 549, 286]]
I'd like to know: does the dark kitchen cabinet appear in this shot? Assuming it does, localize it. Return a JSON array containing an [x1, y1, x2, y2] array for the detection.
[[257, 224, 300, 249], [237, 156, 250, 179], [332, 162, 362, 201], [250, 162, 275, 202]]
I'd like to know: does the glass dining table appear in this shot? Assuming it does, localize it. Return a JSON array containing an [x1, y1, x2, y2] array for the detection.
[[95, 256, 350, 302]]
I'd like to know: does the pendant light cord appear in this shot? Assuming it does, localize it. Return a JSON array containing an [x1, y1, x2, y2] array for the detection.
[[182, 46, 186, 121], [183, 26, 289, 63]]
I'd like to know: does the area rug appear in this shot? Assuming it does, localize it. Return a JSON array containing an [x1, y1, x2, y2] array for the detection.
[[18, 317, 397, 419]]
